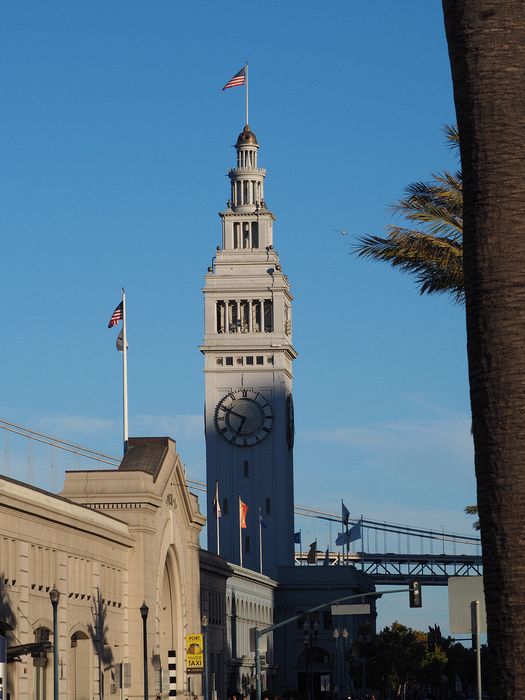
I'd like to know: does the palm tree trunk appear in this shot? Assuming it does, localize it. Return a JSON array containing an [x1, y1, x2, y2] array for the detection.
[[442, 1, 525, 697]]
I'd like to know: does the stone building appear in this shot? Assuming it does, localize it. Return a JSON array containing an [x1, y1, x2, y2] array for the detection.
[[1, 437, 205, 699]]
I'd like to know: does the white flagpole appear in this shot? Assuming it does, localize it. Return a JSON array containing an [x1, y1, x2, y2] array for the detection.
[[122, 288, 129, 453], [259, 509, 263, 574], [239, 496, 243, 567], [245, 62, 249, 125], [216, 481, 221, 557]]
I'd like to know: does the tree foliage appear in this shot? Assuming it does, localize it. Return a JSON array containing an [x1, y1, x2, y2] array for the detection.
[[353, 126, 464, 303], [347, 621, 480, 698]]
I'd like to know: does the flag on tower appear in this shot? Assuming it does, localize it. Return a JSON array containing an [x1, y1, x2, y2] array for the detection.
[[307, 540, 317, 564], [240, 499, 248, 529], [294, 531, 302, 544], [342, 501, 350, 527], [213, 481, 222, 518], [108, 301, 124, 328], [222, 66, 246, 90]]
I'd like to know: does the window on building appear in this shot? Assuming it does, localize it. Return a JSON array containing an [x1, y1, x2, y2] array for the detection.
[[252, 222, 259, 248], [256, 356, 264, 365], [246, 356, 254, 365], [233, 222, 240, 249], [225, 357, 233, 366], [245, 536, 250, 554], [265, 498, 271, 514], [243, 461, 249, 477], [222, 499, 228, 515], [263, 300, 273, 332]]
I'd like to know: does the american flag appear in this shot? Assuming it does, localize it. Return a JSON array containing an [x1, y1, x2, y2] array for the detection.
[[108, 301, 124, 328], [222, 67, 246, 90]]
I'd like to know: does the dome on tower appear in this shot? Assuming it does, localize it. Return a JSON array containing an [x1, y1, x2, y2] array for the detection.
[[236, 125, 258, 146]]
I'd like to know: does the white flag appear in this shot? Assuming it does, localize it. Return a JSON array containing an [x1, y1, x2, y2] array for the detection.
[[116, 329, 128, 352]]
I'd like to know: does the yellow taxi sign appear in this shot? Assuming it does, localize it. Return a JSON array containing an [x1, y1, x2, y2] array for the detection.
[[186, 633, 204, 671]]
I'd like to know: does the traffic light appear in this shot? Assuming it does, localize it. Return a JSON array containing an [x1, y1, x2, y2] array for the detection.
[[409, 581, 422, 608]]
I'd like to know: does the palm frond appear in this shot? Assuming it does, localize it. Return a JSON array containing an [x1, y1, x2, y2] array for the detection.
[[354, 230, 464, 303], [464, 504, 480, 531], [354, 126, 465, 301]]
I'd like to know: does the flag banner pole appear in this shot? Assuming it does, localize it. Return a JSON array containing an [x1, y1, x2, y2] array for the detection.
[[245, 62, 249, 125], [361, 514, 365, 571], [259, 512, 263, 573], [216, 484, 221, 557], [300, 532, 303, 565], [239, 495, 243, 567], [122, 288, 128, 453]]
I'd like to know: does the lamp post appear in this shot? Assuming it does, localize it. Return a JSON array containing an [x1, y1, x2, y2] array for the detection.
[[303, 617, 319, 700], [333, 628, 348, 699], [202, 615, 209, 700], [140, 601, 149, 700], [49, 586, 60, 700]]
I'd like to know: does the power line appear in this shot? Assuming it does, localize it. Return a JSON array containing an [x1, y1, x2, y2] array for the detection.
[[0, 418, 480, 544]]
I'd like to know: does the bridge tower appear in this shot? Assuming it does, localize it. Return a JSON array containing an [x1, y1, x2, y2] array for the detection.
[[201, 124, 297, 575]]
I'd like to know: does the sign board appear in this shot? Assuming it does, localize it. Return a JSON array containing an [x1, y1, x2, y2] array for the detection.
[[186, 633, 204, 671], [448, 576, 487, 634], [320, 675, 330, 692], [331, 604, 371, 616]]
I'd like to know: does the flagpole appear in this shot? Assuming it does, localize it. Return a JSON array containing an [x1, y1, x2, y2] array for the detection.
[[122, 288, 129, 453], [245, 62, 249, 125], [239, 495, 243, 567], [259, 509, 263, 574], [300, 531, 303, 565], [216, 481, 221, 556]]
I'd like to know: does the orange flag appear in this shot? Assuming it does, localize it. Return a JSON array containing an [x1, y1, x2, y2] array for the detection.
[[240, 499, 248, 529]]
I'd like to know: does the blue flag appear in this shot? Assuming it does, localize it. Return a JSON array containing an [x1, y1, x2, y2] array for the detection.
[[336, 530, 350, 546], [342, 501, 350, 526], [294, 531, 301, 544], [349, 521, 362, 542], [259, 510, 268, 529]]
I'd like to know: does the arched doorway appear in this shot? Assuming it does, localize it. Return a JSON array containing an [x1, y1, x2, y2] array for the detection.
[[297, 646, 332, 700], [69, 630, 91, 700]]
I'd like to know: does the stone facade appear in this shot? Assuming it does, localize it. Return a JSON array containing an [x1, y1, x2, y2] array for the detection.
[[1, 436, 205, 700], [201, 124, 297, 576]]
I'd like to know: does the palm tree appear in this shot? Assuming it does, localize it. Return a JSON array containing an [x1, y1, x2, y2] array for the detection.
[[464, 504, 480, 530], [353, 125, 464, 302], [443, 1, 525, 696]]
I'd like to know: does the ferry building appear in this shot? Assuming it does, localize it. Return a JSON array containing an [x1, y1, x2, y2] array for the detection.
[[0, 120, 373, 700]]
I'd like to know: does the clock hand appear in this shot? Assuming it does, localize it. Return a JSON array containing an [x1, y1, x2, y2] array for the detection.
[[227, 408, 246, 420]]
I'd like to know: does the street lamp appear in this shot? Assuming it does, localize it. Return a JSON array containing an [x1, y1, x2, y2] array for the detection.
[[140, 601, 149, 700], [201, 615, 209, 700], [49, 586, 60, 700], [333, 628, 349, 699], [303, 618, 319, 700]]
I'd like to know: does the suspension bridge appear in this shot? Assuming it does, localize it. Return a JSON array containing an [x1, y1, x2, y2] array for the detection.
[[0, 417, 482, 586]]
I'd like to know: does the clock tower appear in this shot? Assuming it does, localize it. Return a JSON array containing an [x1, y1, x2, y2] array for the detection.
[[201, 124, 297, 575]]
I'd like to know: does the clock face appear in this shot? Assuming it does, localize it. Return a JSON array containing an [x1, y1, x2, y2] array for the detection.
[[215, 388, 273, 446]]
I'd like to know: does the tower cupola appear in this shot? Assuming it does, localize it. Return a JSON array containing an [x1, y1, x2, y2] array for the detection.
[[228, 124, 266, 214]]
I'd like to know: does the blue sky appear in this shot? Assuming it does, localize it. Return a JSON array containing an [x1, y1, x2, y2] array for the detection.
[[1, 1, 476, 633]]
